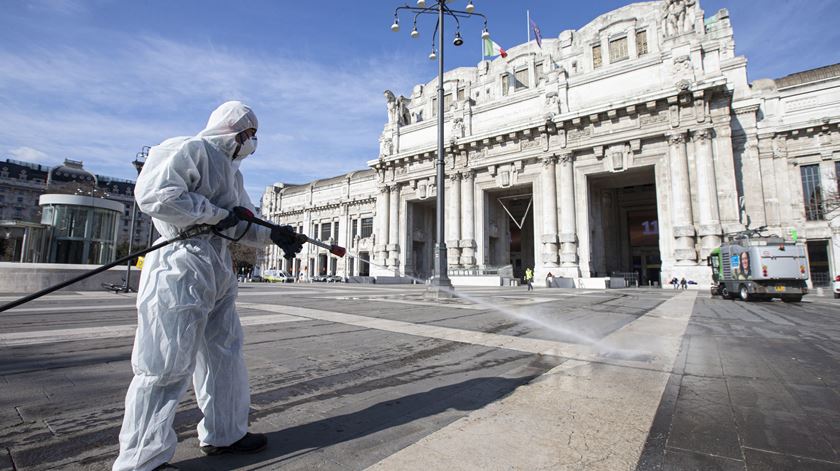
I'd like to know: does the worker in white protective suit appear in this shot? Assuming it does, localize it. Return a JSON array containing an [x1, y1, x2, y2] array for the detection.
[[114, 101, 303, 471]]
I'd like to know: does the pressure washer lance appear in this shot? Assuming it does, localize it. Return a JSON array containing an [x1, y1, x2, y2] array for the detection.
[[231, 207, 346, 258], [0, 208, 345, 313]]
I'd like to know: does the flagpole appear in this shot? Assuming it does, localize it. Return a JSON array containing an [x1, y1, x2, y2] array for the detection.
[[527, 9, 531, 54]]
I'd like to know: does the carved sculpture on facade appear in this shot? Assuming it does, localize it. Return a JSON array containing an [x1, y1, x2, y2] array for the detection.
[[384, 90, 398, 125], [662, 0, 698, 37], [379, 137, 393, 157], [673, 55, 695, 91], [451, 117, 465, 140], [384, 90, 412, 126], [398, 95, 411, 125], [544, 91, 561, 119], [772, 134, 788, 159]]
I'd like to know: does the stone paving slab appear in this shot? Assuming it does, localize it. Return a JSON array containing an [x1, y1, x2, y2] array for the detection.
[[367, 292, 697, 471], [3, 285, 840, 470], [636, 296, 840, 470]]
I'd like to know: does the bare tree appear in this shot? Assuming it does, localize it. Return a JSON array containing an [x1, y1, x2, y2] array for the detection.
[[229, 243, 257, 277], [820, 188, 840, 222]]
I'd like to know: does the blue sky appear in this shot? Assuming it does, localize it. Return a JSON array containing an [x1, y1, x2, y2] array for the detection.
[[1, 0, 838, 204]]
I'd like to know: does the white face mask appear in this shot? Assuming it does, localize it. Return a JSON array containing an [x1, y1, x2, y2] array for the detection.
[[234, 136, 257, 159]]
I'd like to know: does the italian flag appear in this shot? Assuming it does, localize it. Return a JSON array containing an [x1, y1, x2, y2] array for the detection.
[[483, 37, 507, 58]]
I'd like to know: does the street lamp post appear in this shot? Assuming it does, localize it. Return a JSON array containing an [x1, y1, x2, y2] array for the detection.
[[391, 1, 490, 296], [122, 146, 149, 293]]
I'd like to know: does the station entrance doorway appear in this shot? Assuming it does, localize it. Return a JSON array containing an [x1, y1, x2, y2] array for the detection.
[[485, 185, 534, 280], [406, 199, 436, 280], [588, 167, 661, 286]]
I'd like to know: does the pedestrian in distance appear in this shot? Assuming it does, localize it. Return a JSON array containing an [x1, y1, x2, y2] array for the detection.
[[525, 267, 534, 291], [546, 271, 554, 288], [671, 277, 679, 289], [680, 277, 688, 290], [114, 102, 304, 471]]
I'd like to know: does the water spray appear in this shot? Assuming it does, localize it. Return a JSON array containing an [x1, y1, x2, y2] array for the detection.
[[345, 249, 644, 359]]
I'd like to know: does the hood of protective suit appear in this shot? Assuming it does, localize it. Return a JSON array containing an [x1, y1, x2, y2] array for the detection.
[[197, 101, 259, 162]]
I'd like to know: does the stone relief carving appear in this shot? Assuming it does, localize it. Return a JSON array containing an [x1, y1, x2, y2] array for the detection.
[[694, 127, 713, 142], [662, 0, 698, 38], [772, 135, 788, 158], [500, 171, 510, 187], [456, 151, 469, 169], [567, 127, 591, 142], [379, 137, 393, 157], [541, 154, 559, 167], [451, 117, 465, 140], [522, 136, 540, 151], [666, 131, 687, 146], [544, 91, 561, 119], [640, 112, 669, 127], [673, 55, 695, 91]]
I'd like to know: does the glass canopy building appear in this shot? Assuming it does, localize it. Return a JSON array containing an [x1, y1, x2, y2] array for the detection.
[[38, 194, 123, 264]]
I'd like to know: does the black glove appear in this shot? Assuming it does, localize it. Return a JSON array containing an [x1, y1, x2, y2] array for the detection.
[[271, 225, 304, 259], [213, 206, 253, 231], [214, 211, 240, 231]]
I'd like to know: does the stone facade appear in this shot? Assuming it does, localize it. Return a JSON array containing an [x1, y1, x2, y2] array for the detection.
[[261, 0, 840, 288], [260, 171, 378, 278]]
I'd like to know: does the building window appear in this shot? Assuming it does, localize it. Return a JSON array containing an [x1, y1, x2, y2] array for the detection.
[[592, 44, 603, 69], [360, 217, 373, 238], [836, 161, 840, 194], [431, 97, 437, 117], [457, 87, 465, 101], [443, 93, 453, 111], [801, 164, 824, 221], [514, 68, 529, 90], [636, 30, 648, 56], [534, 61, 544, 85], [609, 36, 629, 63], [320, 222, 332, 241], [501, 73, 510, 96], [352, 219, 358, 237]]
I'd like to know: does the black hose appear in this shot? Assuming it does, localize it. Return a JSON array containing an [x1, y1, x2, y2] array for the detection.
[[0, 225, 212, 313]]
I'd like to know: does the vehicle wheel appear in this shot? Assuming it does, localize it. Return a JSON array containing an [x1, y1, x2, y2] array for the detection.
[[782, 295, 803, 303], [739, 285, 751, 302], [720, 285, 732, 300], [834, 293, 840, 299]]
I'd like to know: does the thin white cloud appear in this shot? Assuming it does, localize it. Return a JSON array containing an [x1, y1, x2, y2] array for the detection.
[[7, 146, 50, 163], [0, 33, 426, 202]]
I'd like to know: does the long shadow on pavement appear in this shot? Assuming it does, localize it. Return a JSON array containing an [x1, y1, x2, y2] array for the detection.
[[174, 375, 537, 470]]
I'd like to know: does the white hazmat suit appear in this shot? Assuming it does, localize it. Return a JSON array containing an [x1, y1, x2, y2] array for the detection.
[[114, 102, 272, 471]]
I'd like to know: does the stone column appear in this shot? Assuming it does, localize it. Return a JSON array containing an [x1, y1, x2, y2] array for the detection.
[[387, 184, 400, 268], [667, 131, 697, 264], [693, 127, 722, 256], [558, 153, 580, 274], [711, 125, 743, 233], [540, 155, 559, 266], [447, 173, 462, 267], [460, 170, 477, 268], [375, 185, 390, 266]]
